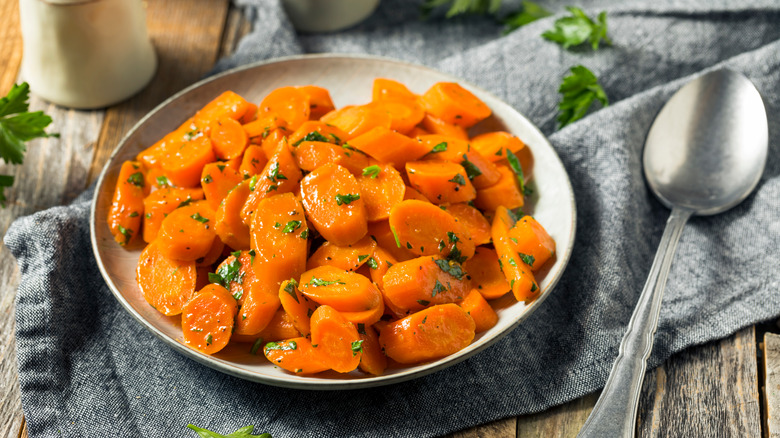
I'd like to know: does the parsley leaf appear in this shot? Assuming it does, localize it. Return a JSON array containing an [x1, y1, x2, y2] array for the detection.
[[293, 130, 331, 146], [430, 142, 448, 153], [308, 277, 346, 287], [448, 174, 466, 186], [266, 162, 287, 183], [351, 340, 364, 356], [283, 279, 299, 303], [460, 154, 482, 180], [519, 252, 536, 267], [434, 258, 466, 280], [432, 279, 447, 296], [557, 65, 609, 128], [362, 165, 381, 178], [265, 341, 297, 351], [156, 175, 171, 187], [186, 424, 271, 438], [191, 213, 209, 223], [542, 7, 611, 50], [421, 0, 501, 19], [367, 257, 379, 270], [281, 220, 302, 233], [505, 148, 527, 196], [502, 1, 552, 33], [335, 193, 360, 206], [209, 256, 244, 295]]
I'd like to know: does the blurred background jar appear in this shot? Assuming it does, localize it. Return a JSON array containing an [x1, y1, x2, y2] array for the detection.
[[19, 0, 156, 109], [282, 0, 380, 33]]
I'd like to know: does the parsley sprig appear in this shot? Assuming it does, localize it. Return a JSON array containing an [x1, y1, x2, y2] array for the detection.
[[502, 1, 552, 33], [0, 82, 58, 206], [187, 424, 271, 438], [557, 65, 609, 128], [542, 7, 611, 50]]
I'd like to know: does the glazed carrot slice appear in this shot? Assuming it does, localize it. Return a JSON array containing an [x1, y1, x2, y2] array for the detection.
[[339, 298, 385, 327], [300, 164, 368, 246], [403, 185, 430, 202], [239, 102, 258, 124], [241, 140, 303, 226], [366, 220, 416, 262], [279, 279, 318, 337], [215, 180, 251, 250], [474, 165, 524, 211], [349, 127, 429, 168], [242, 111, 289, 140], [379, 303, 475, 364], [108, 160, 146, 246], [200, 162, 243, 210], [372, 78, 417, 102], [407, 126, 431, 138], [213, 250, 257, 302], [182, 284, 238, 354], [460, 151, 501, 189], [156, 201, 217, 262], [196, 237, 224, 267], [470, 131, 525, 161], [293, 141, 369, 175], [136, 240, 197, 315], [405, 160, 476, 204], [145, 167, 169, 190], [235, 278, 281, 336], [458, 289, 498, 333], [416, 134, 471, 163], [367, 246, 398, 290], [299, 266, 383, 312], [136, 119, 200, 169], [320, 104, 391, 139], [420, 82, 491, 128], [356, 163, 406, 221], [367, 98, 425, 135], [297, 85, 336, 120], [209, 116, 248, 160], [238, 145, 269, 179], [306, 235, 377, 271], [257, 309, 301, 342], [508, 215, 556, 271], [249, 192, 308, 287], [264, 337, 329, 375], [382, 256, 471, 312], [259, 128, 288, 158], [492, 206, 539, 302], [142, 187, 205, 243], [288, 120, 348, 147], [420, 114, 468, 140], [462, 246, 511, 300], [310, 305, 362, 373], [356, 324, 387, 376], [444, 203, 491, 245], [193, 90, 252, 125], [388, 199, 475, 260], [258, 86, 310, 131], [161, 135, 216, 188], [195, 266, 212, 291]]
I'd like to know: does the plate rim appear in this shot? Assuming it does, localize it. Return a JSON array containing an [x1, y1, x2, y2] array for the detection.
[[90, 53, 577, 390]]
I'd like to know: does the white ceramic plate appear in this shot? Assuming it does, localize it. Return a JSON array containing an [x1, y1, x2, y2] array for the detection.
[[91, 54, 576, 390]]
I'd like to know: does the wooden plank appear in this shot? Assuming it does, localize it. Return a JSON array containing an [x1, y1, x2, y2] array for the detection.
[[763, 332, 780, 438], [637, 326, 761, 437], [447, 417, 516, 438], [0, 0, 22, 95], [515, 392, 599, 438], [218, 3, 253, 60]]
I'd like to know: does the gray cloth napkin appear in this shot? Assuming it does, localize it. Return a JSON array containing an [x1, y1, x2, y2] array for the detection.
[[6, 0, 780, 436]]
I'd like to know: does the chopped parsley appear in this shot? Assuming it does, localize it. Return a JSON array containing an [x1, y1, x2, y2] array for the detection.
[[308, 277, 346, 287], [357, 323, 366, 335], [177, 197, 194, 208], [509, 258, 517, 267], [117, 225, 132, 245], [519, 252, 536, 267], [432, 279, 447, 296], [362, 165, 381, 178], [300, 229, 309, 239], [417, 299, 430, 306], [430, 142, 447, 153], [391, 225, 401, 248], [434, 258, 465, 280], [283, 279, 299, 303], [248, 175, 259, 192], [447, 231, 459, 243], [460, 154, 482, 180], [351, 340, 364, 356], [357, 254, 369, 262], [266, 162, 287, 183], [191, 212, 209, 223], [156, 175, 171, 187], [129, 211, 139, 218], [127, 172, 144, 187], [202, 174, 213, 184], [335, 193, 360, 206], [505, 149, 526, 196], [281, 220, 302, 233], [531, 282, 539, 292], [206, 334, 213, 345], [248, 249, 256, 264], [250, 337, 264, 355], [293, 130, 330, 146], [448, 174, 466, 186], [209, 256, 244, 296], [367, 257, 379, 270], [265, 341, 297, 351]]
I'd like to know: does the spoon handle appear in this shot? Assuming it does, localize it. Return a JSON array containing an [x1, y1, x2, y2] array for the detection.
[[577, 207, 693, 438]]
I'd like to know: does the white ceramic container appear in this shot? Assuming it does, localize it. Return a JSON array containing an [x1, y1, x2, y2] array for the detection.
[[282, 0, 380, 33]]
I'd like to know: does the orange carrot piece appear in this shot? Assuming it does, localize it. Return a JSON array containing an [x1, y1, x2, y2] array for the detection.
[[259, 128, 288, 158], [239, 102, 257, 124], [372, 78, 417, 102], [193, 90, 252, 125], [444, 203, 491, 245], [388, 199, 475, 260], [279, 279, 318, 337], [367, 246, 398, 290], [235, 278, 282, 336], [382, 256, 471, 312], [209, 116, 248, 160], [292, 141, 369, 175], [136, 118, 200, 169], [300, 164, 368, 246], [367, 98, 425, 135], [508, 215, 556, 271], [403, 185, 430, 202], [349, 127, 428, 168], [420, 82, 491, 128], [257, 308, 301, 342], [319, 104, 391, 139], [142, 187, 204, 243], [474, 165, 524, 212], [420, 114, 468, 140], [196, 237, 224, 267], [407, 126, 431, 137], [161, 135, 216, 188], [461, 151, 501, 189], [215, 180, 251, 250], [182, 284, 238, 354], [405, 160, 476, 204], [299, 266, 383, 312], [339, 298, 385, 327], [462, 246, 511, 300], [357, 324, 387, 376], [145, 167, 169, 190], [310, 305, 362, 373], [108, 160, 146, 246], [258, 86, 311, 131], [156, 201, 217, 261], [492, 206, 539, 301], [471, 131, 525, 161], [264, 337, 329, 375], [195, 266, 212, 291], [379, 303, 475, 364], [366, 220, 416, 262], [241, 140, 303, 226], [297, 85, 336, 120], [288, 120, 348, 147], [306, 235, 377, 271], [416, 134, 471, 163], [238, 145, 269, 179], [200, 162, 243, 210], [356, 163, 406, 221], [136, 240, 197, 315], [213, 250, 257, 302], [458, 289, 498, 333], [242, 111, 289, 139]]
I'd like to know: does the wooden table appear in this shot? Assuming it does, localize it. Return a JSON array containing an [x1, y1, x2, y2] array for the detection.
[[0, 1, 773, 437]]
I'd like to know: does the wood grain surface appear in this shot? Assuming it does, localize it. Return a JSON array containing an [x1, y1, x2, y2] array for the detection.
[[763, 332, 780, 438]]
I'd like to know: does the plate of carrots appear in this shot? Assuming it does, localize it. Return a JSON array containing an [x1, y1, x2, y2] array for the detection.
[[91, 54, 576, 389]]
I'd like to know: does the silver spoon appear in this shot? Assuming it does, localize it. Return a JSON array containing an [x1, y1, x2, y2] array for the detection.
[[576, 69, 768, 438]]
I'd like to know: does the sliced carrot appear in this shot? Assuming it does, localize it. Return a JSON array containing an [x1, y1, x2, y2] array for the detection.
[[379, 303, 475, 364], [492, 206, 538, 302], [145, 167, 170, 190], [357, 324, 387, 376], [279, 279, 318, 337], [460, 151, 501, 189], [300, 164, 368, 246], [299, 266, 383, 312], [238, 145, 269, 179], [200, 161, 243, 210], [182, 284, 238, 354], [297, 86, 336, 120], [310, 305, 362, 373], [462, 246, 511, 300], [388, 199, 475, 260], [420, 82, 491, 128], [349, 127, 429, 168], [242, 111, 288, 140], [367, 246, 398, 290], [213, 250, 257, 302], [161, 135, 216, 188], [471, 131, 525, 161], [136, 240, 197, 315], [403, 185, 430, 202], [239, 102, 257, 124], [193, 90, 252, 125], [136, 118, 200, 169], [420, 114, 468, 140], [319, 104, 391, 139], [474, 165, 524, 212], [356, 163, 406, 221], [367, 99, 425, 135], [372, 78, 417, 102], [196, 237, 224, 267], [195, 266, 212, 291], [259, 128, 288, 159], [264, 337, 329, 375], [235, 278, 281, 336], [381, 256, 471, 312], [458, 289, 498, 333], [209, 116, 248, 160], [416, 134, 471, 163], [214, 180, 251, 250], [444, 203, 491, 245], [108, 160, 146, 246], [258, 86, 310, 131], [241, 140, 303, 226], [405, 160, 476, 204], [293, 141, 369, 175], [288, 120, 348, 147], [339, 298, 384, 327], [407, 126, 431, 137], [306, 235, 377, 271], [156, 201, 217, 262], [508, 215, 556, 271], [142, 187, 205, 243], [257, 309, 301, 341], [366, 220, 416, 262]]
